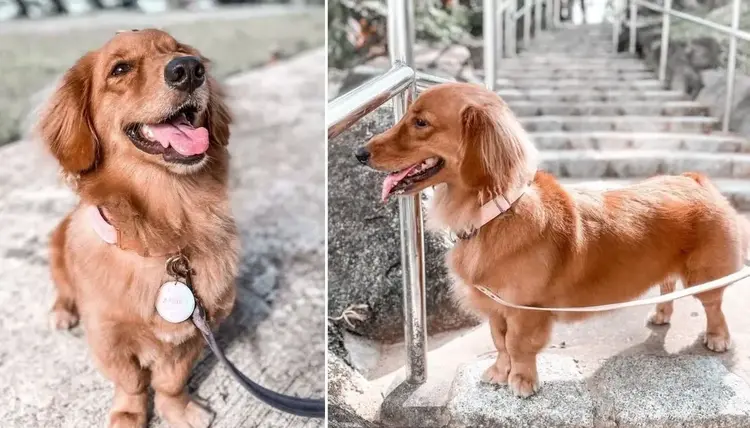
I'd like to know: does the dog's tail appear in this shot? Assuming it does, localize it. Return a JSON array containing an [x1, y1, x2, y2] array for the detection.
[[683, 172, 750, 259], [681, 171, 716, 191]]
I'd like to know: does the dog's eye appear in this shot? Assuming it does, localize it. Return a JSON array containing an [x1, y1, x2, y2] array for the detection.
[[414, 118, 429, 128], [110, 62, 132, 77]]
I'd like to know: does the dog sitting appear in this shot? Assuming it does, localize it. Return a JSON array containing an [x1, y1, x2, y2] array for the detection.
[[40, 29, 237, 427], [356, 82, 745, 397]]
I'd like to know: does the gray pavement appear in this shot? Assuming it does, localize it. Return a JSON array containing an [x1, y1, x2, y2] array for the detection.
[[0, 49, 325, 428]]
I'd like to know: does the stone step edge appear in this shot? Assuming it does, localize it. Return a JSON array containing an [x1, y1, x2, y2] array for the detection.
[[497, 79, 663, 84], [540, 150, 750, 160], [521, 116, 718, 123], [444, 356, 750, 428], [509, 100, 705, 107], [498, 90, 684, 96], [529, 132, 746, 142]]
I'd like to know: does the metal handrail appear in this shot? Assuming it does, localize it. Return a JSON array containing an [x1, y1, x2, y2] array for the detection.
[[327, 64, 414, 139], [327, 0, 557, 386], [622, 0, 744, 132]]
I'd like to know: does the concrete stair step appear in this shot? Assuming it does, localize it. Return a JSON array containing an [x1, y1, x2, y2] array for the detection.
[[498, 79, 663, 90], [518, 50, 621, 57], [498, 64, 651, 72], [510, 100, 708, 116], [560, 177, 750, 210], [521, 116, 718, 132], [494, 70, 656, 79], [513, 54, 638, 62], [540, 150, 750, 178], [498, 89, 686, 102], [532, 132, 749, 152], [379, 288, 750, 427]]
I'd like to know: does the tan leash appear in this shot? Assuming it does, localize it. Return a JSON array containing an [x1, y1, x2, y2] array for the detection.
[[474, 262, 750, 313]]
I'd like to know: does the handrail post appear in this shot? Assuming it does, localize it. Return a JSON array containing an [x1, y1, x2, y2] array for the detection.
[[506, 0, 518, 57], [535, 0, 542, 39], [629, 0, 637, 54], [523, 1, 531, 47], [546, 0, 553, 30], [612, 0, 621, 53], [722, 0, 741, 132], [658, 0, 672, 83], [388, 0, 427, 386], [497, 2, 505, 59], [484, 0, 497, 90], [553, 0, 560, 27]]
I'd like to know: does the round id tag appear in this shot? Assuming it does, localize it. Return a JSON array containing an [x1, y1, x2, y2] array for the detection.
[[156, 281, 196, 323]]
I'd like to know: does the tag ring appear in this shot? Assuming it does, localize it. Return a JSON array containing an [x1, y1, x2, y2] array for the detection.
[[166, 254, 190, 278]]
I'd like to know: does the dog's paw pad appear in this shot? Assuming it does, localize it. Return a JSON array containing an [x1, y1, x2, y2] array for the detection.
[[184, 401, 214, 428], [50, 308, 79, 330], [508, 373, 539, 398], [481, 364, 509, 385], [704, 333, 731, 353], [647, 310, 671, 326]]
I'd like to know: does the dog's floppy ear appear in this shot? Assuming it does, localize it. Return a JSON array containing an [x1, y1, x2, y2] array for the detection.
[[38, 52, 99, 174], [206, 77, 232, 146], [460, 103, 534, 197]]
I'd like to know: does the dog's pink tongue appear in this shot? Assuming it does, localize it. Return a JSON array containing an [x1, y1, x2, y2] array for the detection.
[[381, 165, 418, 203], [148, 117, 209, 156]]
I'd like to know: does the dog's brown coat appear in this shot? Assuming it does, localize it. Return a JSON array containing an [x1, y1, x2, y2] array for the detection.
[[40, 30, 237, 427], [364, 82, 744, 397]]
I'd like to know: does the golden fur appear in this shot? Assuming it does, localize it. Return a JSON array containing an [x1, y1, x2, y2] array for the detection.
[[40, 30, 237, 427], [363, 82, 745, 397]]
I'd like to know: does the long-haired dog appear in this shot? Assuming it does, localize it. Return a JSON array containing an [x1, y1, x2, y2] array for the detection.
[[357, 82, 745, 397], [40, 29, 237, 427]]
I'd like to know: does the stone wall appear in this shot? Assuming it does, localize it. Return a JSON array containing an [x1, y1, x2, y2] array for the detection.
[[621, 2, 750, 137]]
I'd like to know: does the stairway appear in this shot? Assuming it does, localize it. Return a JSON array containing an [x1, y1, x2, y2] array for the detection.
[[498, 25, 750, 212], [375, 24, 750, 428]]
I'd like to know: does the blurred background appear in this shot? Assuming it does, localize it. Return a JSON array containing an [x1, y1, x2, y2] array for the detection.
[[1, 2, 326, 427], [0, 1, 324, 146], [328, 0, 749, 101]]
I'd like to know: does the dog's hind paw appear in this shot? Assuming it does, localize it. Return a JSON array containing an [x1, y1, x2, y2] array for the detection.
[[704, 332, 731, 353], [508, 372, 539, 398], [49, 308, 79, 330], [647, 310, 671, 326]]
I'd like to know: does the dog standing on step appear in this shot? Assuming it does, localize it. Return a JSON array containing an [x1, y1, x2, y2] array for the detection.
[[40, 30, 237, 427], [356, 82, 745, 397]]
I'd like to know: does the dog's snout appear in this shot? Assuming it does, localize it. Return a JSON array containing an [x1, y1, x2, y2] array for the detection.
[[355, 147, 370, 165], [164, 56, 205, 92]]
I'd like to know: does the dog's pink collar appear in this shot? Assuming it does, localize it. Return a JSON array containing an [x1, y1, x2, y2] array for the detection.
[[452, 171, 536, 240], [86, 205, 118, 244]]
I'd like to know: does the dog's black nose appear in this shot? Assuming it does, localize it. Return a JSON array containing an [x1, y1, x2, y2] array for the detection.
[[164, 56, 205, 92], [355, 147, 370, 165]]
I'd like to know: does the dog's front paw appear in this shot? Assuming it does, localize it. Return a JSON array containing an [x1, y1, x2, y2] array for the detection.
[[109, 411, 147, 428], [508, 372, 539, 398], [481, 363, 509, 385], [162, 400, 214, 428], [704, 332, 731, 353], [49, 307, 79, 330], [183, 401, 214, 428]]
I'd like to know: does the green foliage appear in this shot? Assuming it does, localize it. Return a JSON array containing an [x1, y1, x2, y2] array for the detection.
[[328, 0, 474, 69]]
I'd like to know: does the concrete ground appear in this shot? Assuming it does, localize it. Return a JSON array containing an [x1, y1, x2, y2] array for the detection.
[[0, 5, 324, 145], [0, 49, 325, 428], [346, 279, 750, 427]]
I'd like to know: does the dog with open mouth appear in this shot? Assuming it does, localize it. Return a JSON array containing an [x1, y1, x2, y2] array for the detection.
[[39, 29, 236, 427], [356, 82, 747, 398]]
